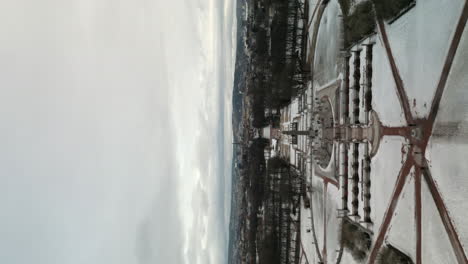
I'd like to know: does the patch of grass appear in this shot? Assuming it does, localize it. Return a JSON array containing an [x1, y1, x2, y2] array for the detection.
[[341, 218, 372, 262], [338, 0, 376, 48], [345, 1, 376, 48], [373, 0, 415, 21], [339, 0, 415, 48], [377, 245, 414, 264], [338, 0, 351, 16]]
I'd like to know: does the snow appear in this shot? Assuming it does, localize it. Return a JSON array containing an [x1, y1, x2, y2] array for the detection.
[[425, 23, 468, 255], [311, 177, 325, 252], [385, 169, 416, 260], [372, 36, 407, 126], [325, 186, 341, 262], [262, 126, 271, 139], [313, 0, 343, 88], [421, 183, 459, 264], [425, 141, 468, 255], [369, 136, 408, 231], [385, 0, 466, 119], [300, 159, 345, 263], [300, 199, 320, 263]]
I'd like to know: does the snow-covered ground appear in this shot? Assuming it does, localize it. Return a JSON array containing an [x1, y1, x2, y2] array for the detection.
[[300, 199, 320, 263], [421, 182, 459, 264], [300, 0, 468, 263], [372, 34, 407, 127], [301, 167, 347, 264], [425, 22, 468, 258], [369, 136, 408, 231], [385, 0, 466, 119], [313, 0, 343, 88], [325, 186, 341, 261], [385, 168, 416, 261]]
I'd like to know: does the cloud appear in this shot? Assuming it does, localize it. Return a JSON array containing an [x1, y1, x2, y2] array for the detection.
[[0, 0, 235, 263], [136, 175, 184, 264]]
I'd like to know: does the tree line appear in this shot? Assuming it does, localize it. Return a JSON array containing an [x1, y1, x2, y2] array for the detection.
[[246, 0, 308, 128]]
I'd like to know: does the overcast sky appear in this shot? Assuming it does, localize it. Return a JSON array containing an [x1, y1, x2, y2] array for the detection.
[[0, 0, 235, 263]]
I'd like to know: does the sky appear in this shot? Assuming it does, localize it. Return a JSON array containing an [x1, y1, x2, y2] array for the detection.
[[0, 0, 236, 263]]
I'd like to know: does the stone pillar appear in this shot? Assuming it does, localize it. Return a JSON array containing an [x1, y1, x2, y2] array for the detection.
[[339, 142, 349, 212], [363, 43, 374, 125], [341, 52, 351, 125], [363, 142, 372, 223], [351, 142, 360, 218], [352, 49, 362, 125], [363, 43, 373, 224]]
